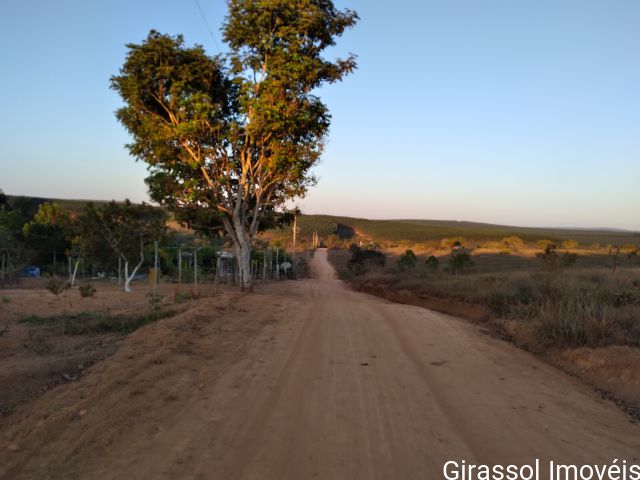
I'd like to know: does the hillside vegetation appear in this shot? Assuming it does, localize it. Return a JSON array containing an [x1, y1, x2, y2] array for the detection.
[[270, 213, 640, 247], [6, 195, 639, 248]]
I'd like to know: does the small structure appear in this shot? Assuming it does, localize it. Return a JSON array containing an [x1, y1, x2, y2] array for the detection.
[[216, 251, 237, 284], [22, 265, 41, 278]]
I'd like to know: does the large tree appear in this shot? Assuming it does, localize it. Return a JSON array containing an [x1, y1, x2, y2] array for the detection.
[[111, 0, 358, 291]]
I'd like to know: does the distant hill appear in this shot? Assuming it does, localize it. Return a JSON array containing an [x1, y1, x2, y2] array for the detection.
[[272, 214, 640, 247], [5, 195, 638, 246], [5, 194, 114, 213]]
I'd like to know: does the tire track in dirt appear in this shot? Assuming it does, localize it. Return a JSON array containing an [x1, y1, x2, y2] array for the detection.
[[1, 249, 638, 479]]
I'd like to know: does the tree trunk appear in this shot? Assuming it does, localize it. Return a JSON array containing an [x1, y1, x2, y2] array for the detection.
[[229, 217, 253, 292], [123, 260, 130, 292], [123, 258, 144, 293], [235, 243, 252, 292], [69, 258, 80, 286], [123, 243, 145, 293]]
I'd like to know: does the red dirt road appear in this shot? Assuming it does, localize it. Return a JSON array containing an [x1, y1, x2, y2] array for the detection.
[[1, 249, 638, 479]]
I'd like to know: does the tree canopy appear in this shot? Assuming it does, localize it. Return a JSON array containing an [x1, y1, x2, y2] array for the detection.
[[111, 0, 358, 290], [83, 201, 167, 291]]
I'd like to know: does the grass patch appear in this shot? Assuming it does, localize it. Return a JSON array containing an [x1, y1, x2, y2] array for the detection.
[[329, 249, 640, 349], [19, 310, 177, 335]]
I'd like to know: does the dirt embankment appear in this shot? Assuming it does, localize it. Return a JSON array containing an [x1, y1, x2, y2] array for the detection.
[[0, 287, 283, 479], [0, 282, 207, 418]]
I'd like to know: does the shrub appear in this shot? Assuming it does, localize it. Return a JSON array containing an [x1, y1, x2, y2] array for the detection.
[[424, 255, 439, 271], [561, 239, 579, 250], [441, 237, 466, 249], [536, 239, 555, 250], [348, 246, 386, 275], [537, 244, 577, 270], [78, 283, 97, 298], [501, 236, 524, 250], [397, 249, 417, 270], [46, 278, 70, 295], [448, 251, 473, 274]]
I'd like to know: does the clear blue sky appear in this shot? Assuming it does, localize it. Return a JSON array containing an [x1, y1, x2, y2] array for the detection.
[[1, 1, 638, 229]]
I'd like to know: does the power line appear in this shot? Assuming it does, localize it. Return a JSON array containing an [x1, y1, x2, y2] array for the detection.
[[194, 0, 220, 51]]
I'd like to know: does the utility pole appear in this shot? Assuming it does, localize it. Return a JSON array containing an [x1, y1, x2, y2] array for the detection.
[[177, 246, 182, 292], [292, 214, 297, 263], [263, 247, 267, 280], [1, 251, 5, 286], [194, 248, 198, 296], [153, 240, 159, 301], [275, 247, 279, 279], [214, 252, 221, 291]]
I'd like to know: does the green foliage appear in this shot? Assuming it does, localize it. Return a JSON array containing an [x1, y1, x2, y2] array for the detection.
[[397, 249, 417, 270], [424, 255, 439, 271], [1, 296, 10, 304], [448, 251, 474, 274], [22, 202, 72, 267], [348, 246, 386, 275], [111, 32, 233, 235], [82, 200, 167, 264], [111, 2, 358, 290]]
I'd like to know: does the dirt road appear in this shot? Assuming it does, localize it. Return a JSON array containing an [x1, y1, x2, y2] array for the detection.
[[1, 249, 638, 479]]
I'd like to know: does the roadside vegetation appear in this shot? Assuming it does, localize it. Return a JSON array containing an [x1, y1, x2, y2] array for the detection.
[[19, 309, 177, 336], [265, 214, 640, 248], [331, 242, 640, 350], [0, 193, 306, 291]]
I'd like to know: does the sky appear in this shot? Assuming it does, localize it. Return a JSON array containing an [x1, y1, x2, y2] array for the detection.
[[1, 0, 638, 230]]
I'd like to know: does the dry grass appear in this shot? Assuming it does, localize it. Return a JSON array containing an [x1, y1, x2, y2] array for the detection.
[[330, 249, 640, 348]]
